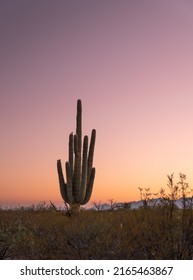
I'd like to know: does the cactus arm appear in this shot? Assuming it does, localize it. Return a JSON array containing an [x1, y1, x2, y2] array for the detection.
[[76, 99, 82, 153], [73, 134, 81, 201], [87, 129, 96, 182], [78, 135, 88, 203], [57, 160, 68, 203], [82, 167, 96, 205], [73, 134, 78, 157], [65, 162, 74, 204], [73, 134, 78, 198], [76, 100, 82, 200], [68, 133, 73, 178]]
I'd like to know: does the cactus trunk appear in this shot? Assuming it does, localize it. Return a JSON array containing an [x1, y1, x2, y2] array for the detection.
[[57, 99, 96, 214]]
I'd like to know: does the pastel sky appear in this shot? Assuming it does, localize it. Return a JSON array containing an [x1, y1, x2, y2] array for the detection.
[[1, 0, 193, 207]]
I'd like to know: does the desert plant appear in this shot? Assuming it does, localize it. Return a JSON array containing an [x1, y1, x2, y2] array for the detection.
[[138, 187, 158, 208], [92, 201, 105, 211], [57, 99, 96, 214], [107, 198, 118, 211]]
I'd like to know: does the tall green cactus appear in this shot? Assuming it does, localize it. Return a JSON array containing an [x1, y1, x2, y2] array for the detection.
[[57, 99, 96, 213]]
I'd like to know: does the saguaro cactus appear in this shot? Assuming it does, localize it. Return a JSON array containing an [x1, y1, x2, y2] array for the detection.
[[57, 99, 96, 213]]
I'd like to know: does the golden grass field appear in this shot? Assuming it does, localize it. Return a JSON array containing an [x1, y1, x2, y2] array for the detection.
[[1, 201, 193, 260]]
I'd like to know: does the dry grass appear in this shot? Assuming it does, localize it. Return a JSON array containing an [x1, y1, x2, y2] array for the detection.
[[1, 203, 193, 260], [1, 173, 193, 259]]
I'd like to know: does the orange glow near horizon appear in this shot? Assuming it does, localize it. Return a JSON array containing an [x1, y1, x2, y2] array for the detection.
[[1, 1, 193, 208]]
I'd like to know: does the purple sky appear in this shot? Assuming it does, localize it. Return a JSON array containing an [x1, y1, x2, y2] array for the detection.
[[1, 0, 193, 207]]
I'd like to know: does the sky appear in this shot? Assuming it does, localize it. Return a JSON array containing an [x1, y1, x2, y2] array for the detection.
[[1, 0, 193, 208]]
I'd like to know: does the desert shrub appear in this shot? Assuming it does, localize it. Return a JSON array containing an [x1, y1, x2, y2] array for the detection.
[[1, 206, 193, 259], [1, 172, 193, 260]]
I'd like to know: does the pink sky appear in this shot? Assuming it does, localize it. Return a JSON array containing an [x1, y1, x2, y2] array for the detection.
[[1, 0, 193, 207]]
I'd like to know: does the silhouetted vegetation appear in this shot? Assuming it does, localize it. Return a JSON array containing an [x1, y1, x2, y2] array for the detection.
[[57, 99, 96, 214], [1, 173, 193, 259]]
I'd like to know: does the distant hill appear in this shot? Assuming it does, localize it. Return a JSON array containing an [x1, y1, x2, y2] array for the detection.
[[90, 197, 193, 211]]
